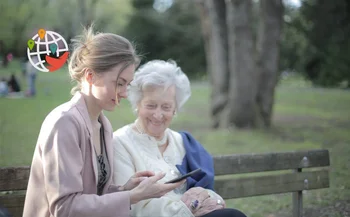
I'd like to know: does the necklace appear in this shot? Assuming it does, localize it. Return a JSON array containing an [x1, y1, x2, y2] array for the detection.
[[134, 120, 168, 146]]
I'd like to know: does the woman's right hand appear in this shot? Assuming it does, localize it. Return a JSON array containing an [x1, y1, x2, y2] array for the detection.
[[121, 171, 155, 191], [129, 172, 185, 204]]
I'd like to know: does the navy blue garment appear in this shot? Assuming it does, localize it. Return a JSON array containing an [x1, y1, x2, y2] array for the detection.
[[176, 131, 215, 190], [0, 204, 12, 217]]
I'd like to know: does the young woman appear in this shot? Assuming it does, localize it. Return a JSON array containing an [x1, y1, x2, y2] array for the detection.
[[22, 27, 183, 217]]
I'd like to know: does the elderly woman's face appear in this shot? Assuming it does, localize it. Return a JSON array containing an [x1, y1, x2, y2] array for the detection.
[[137, 85, 176, 138]]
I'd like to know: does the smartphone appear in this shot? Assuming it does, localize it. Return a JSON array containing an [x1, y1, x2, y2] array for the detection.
[[165, 168, 201, 184]]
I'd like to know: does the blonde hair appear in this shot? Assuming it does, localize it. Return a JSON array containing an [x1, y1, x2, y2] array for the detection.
[[68, 25, 140, 95]]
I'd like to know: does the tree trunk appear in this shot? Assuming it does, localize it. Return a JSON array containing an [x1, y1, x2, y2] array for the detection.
[[225, 0, 257, 128], [78, 0, 88, 27], [78, 0, 98, 28], [204, 0, 230, 129], [196, 0, 212, 83], [255, 0, 284, 127], [198, 0, 284, 129]]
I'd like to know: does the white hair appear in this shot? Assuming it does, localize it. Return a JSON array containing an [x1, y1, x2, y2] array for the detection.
[[128, 60, 191, 113]]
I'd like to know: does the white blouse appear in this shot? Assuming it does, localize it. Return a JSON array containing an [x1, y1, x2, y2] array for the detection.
[[112, 124, 195, 217]]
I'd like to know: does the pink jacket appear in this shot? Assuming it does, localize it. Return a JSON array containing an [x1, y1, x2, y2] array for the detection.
[[23, 92, 130, 217]]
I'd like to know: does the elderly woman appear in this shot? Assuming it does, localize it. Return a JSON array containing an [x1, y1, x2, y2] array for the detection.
[[113, 60, 246, 217]]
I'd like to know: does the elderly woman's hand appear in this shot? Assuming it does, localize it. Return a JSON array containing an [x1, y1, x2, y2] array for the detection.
[[194, 190, 225, 216], [181, 187, 210, 209], [207, 189, 226, 208], [181, 187, 225, 216]]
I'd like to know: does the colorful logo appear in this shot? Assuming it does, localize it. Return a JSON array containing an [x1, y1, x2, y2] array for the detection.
[[27, 28, 69, 72]]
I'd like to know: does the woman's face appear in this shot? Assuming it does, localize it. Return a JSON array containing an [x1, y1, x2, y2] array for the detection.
[[91, 64, 135, 111], [137, 85, 176, 138]]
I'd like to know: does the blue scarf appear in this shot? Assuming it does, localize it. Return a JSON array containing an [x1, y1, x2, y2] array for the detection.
[[175, 131, 214, 190]]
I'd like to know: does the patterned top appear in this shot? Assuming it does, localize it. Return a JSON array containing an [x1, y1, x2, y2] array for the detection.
[[96, 122, 110, 196]]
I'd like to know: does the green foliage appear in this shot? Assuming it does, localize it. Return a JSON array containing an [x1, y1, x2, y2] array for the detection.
[[0, 0, 51, 56], [0, 0, 132, 58], [131, 0, 154, 9], [281, 0, 350, 87], [279, 7, 308, 72], [123, 0, 206, 78]]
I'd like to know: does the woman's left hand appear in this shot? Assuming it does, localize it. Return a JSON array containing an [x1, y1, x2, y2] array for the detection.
[[207, 190, 226, 208], [182, 188, 226, 217], [193, 196, 225, 217], [120, 171, 155, 191]]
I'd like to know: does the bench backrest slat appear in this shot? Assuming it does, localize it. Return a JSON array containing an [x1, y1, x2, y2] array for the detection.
[[215, 169, 329, 199], [213, 149, 330, 175], [0, 167, 30, 191], [0, 150, 330, 191]]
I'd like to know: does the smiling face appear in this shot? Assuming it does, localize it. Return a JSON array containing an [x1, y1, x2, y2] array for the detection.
[[91, 64, 135, 111], [137, 85, 176, 138]]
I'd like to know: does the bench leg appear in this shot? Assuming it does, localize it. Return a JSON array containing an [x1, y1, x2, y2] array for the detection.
[[293, 190, 303, 217], [293, 168, 303, 217]]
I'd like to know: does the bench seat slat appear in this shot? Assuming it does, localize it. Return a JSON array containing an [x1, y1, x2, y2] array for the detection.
[[214, 169, 329, 199], [214, 149, 330, 175]]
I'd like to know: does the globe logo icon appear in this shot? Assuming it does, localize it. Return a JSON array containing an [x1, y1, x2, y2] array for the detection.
[[27, 29, 69, 72]]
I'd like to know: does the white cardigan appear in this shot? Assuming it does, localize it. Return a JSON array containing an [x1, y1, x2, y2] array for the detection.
[[113, 124, 196, 217]]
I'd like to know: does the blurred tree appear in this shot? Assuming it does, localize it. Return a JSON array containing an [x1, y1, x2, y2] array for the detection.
[[291, 0, 350, 87], [78, 0, 99, 28], [0, 0, 47, 57], [255, 0, 284, 127], [123, 0, 206, 77], [225, 0, 257, 128], [279, 4, 306, 72], [196, 0, 228, 128], [197, 0, 284, 129], [0, 0, 132, 58]]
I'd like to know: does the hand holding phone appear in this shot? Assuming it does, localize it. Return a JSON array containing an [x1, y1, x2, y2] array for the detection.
[[165, 168, 201, 184]]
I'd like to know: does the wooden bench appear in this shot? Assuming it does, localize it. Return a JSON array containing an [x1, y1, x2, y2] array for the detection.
[[0, 149, 330, 217]]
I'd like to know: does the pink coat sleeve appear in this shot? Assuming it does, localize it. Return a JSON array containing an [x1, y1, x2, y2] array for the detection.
[[41, 114, 130, 217]]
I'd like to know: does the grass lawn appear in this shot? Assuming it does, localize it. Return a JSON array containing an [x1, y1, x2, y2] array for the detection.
[[0, 61, 349, 217]]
